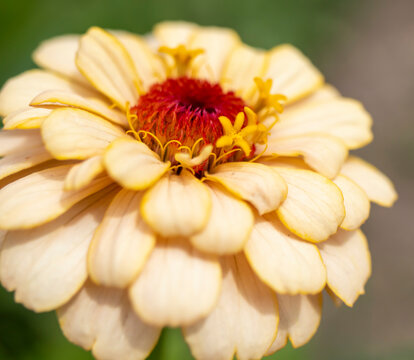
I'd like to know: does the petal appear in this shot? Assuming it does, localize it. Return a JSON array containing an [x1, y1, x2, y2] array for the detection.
[[265, 133, 348, 179], [333, 175, 370, 230], [129, 238, 221, 327], [0, 230, 6, 248], [0, 69, 94, 117], [273, 98, 373, 149], [3, 107, 51, 130], [266, 294, 322, 355], [41, 108, 125, 160], [104, 137, 170, 191], [245, 214, 326, 294], [184, 254, 278, 360], [0, 188, 114, 312], [190, 183, 254, 255], [206, 162, 287, 215], [0, 129, 44, 156], [58, 282, 161, 360], [273, 167, 345, 242], [64, 156, 104, 191], [263, 45, 324, 104], [141, 171, 211, 237], [88, 189, 155, 288], [76, 27, 141, 110], [340, 156, 397, 207], [153, 21, 199, 48], [0, 165, 113, 230], [318, 229, 371, 306]]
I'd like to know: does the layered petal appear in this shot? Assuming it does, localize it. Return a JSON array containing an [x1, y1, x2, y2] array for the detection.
[[88, 189, 155, 288], [206, 162, 287, 215], [153, 21, 199, 48], [3, 107, 51, 130], [0, 129, 44, 156], [64, 156, 104, 191], [58, 282, 161, 360], [129, 238, 221, 327], [318, 229, 371, 306], [245, 215, 326, 294], [184, 254, 278, 360]]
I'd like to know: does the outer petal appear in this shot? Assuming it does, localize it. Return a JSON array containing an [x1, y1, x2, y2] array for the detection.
[[58, 282, 161, 360], [41, 108, 125, 160], [318, 229, 371, 306], [0, 188, 114, 312], [64, 156, 105, 191], [76, 27, 141, 110], [206, 162, 287, 215], [273, 167, 345, 242], [265, 133, 348, 179], [333, 175, 370, 230], [266, 294, 322, 355], [262, 45, 324, 104], [272, 98, 373, 149], [0, 165, 113, 230], [104, 137, 170, 191], [153, 21, 199, 48], [0, 129, 44, 156], [129, 238, 221, 327], [184, 254, 278, 360], [190, 183, 254, 255], [340, 156, 397, 207], [3, 107, 51, 130], [245, 215, 326, 294], [88, 189, 155, 287], [141, 171, 211, 237]]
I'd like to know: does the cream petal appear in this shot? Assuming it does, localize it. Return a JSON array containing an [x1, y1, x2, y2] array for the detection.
[[266, 294, 322, 355], [129, 238, 221, 327], [265, 133, 348, 179], [0, 188, 114, 312], [3, 107, 51, 130], [273, 98, 373, 149], [0, 129, 44, 156], [88, 189, 155, 287], [141, 171, 211, 237], [184, 254, 278, 360], [104, 137, 170, 191], [153, 21, 199, 48], [42, 108, 124, 160], [206, 162, 287, 215], [333, 175, 371, 230], [190, 183, 254, 255], [0, 69, 94, 117], [273, 167, 345, 242], [0, 165, 113, 230], [318, 229, 371, 306], [64, 156, 105, 191], [262, 45, 324, 104], [245, 215, 326, 294], [340, 156, 397, 207], [58, 282, 161, 360], [76, 27, 141, 110], [0, 230, 6, 249]]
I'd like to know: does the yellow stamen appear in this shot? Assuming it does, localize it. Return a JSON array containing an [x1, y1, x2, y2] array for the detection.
[[175, 144, 213, 169], [254, 77, 287, 114], [159, 45, 204, 77]]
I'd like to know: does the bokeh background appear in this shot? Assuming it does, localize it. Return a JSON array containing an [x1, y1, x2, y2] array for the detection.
[[0, 0, 413, 359]]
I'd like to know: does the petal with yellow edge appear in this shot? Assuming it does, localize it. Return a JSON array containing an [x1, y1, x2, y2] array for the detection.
[[129, 238, 221, 327], [64, 156, 104, 191], [153, 21, 199, 48], [184, 254, 278, 360], [88, 189, 155, 288], [3, 107, 51, 130]]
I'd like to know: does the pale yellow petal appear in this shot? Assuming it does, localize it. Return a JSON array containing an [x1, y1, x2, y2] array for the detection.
[[318, 229, 371, 307], [285, 84, 340, 109], [104, 137, 170, 191], [333, 175, 370, 230], [42, 108, 124, 160], [58, 282, 161, 360], [88, 189, 155, 287], [0, 230, 6, 248], [245, 215, 326, 294], [0, 188, 114, 312], [262, 45, 324, 104], [153, 21, 199, 47], [184, 254, 278, 360], [64, 156, 104, 191], [340, 156, 397, 207], [206, 162, 287, 215], [0, 165, 113, 230], [129, 238, 221, 327], [272, 167, 345, 242], [76, 27, 141, 110], [3, 107, 51, 130], [190, 183, 254, 255], [0, 129, 44, 156]]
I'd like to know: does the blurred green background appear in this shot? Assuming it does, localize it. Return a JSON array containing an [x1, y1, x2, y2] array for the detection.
[[1, 0, 413, 359]]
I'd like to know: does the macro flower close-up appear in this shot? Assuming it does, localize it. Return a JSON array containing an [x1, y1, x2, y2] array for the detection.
[[0, 15, 400, 360]]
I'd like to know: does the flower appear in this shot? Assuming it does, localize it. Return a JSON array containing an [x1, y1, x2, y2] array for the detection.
[[0, 21, 397, 360]]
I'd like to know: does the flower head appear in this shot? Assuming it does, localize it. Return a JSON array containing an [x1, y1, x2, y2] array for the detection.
[[0, 21, 397, 360]]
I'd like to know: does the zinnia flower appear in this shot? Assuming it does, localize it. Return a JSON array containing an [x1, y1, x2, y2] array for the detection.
[[0, 22, 397, 360]]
